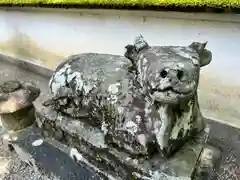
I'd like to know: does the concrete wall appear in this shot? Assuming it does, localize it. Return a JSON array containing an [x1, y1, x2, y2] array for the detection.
[[0, 8, 239, 127]]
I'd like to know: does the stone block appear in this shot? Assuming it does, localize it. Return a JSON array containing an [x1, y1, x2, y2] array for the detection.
[[0, 125, 101, 180], [36, 107, 210, 180]]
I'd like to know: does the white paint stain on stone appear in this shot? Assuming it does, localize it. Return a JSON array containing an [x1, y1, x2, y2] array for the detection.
[[108, 83, 120, 94], [101, 121, 108, 135], [117, 106, 124, 114], [125, 157, 131, 161], [132, 159, 138, 165], [83, 84, 93, 94], [171, 102, 193, 140], [174, 47, 193, 60], [178, 63, 185, 68], [154, 105, 169, 150], [107, 96, 118, 104], [50, 63, 71, 95], [192, 58, 199, 65], [50, 63, 85, 96], [69, 147, 116, 180], [69, 148, 83, 161], [32, 139, 44, 146], [143, 58, 148, 65], [125, 121, 138, 134], [135, 115, 142, 124], [107, 83, 121, 104], [137, 134, 147, 147]]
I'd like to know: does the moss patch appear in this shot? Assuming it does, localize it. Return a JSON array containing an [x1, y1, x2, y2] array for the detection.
[[0, 0, 239, 8]]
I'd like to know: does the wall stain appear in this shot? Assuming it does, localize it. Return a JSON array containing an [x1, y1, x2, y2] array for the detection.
[[199, 74, 240, 127], [0, 32, 64, 69]]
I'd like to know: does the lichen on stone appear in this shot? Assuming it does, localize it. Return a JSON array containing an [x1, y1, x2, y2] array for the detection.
[[44, 35, 212, 159]]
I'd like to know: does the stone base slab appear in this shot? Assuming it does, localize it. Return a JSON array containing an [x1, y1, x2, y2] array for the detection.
[[36, 107, 211, 180], [0, 124, 101, 180]]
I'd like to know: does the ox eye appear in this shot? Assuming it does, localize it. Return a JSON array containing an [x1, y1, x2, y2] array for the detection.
[[160, 70, 168, 78]]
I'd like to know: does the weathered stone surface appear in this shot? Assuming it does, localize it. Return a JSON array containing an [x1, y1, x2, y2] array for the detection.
[[44, 35, 212, 158], [124, 35, 212, 156], [36, 107, 209, 180], [45, 53, 136, 118], [44, 53, 149, 155], [0, 80, 40, 132], [0, 80, 40, 114]]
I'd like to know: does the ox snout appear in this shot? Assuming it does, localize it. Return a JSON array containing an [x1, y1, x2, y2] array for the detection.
[[150, 66, 198, 104]]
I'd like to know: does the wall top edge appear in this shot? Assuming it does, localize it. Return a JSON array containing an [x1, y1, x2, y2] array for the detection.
[[1, 7, 240, 23]]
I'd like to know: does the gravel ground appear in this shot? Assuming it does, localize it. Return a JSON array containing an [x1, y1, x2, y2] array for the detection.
[[0, 142, 60, 180]]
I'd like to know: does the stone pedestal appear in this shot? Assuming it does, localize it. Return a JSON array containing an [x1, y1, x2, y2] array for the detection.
[[0, 105, 36, 132], [0, 80, 40, 132], [36, 107, 210, 180]]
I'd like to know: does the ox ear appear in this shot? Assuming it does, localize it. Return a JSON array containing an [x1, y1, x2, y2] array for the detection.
[[133, 34, 149, 52], [189, 42, 212, 67], [124, 34, 149, 64]]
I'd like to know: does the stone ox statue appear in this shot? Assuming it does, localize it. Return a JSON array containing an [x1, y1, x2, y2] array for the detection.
[[44, 35, 212, 158]]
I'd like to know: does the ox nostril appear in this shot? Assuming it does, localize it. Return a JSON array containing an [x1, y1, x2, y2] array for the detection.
[[160, 70, 168, 78], [177, 70, 184, 80]]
